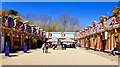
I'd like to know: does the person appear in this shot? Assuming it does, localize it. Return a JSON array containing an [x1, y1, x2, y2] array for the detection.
[[45, 43, 49, 53], [62, 44, 65, 50], [52, 44, 55, 49], [109, 44, 118, 56], [41, 43, 45, 53], [64, 44, 67, 50]]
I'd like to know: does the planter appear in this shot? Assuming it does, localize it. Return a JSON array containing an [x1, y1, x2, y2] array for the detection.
[[86, 47, 89, 50], [32, 39, 37, 48], [32, 39, 37, 43]]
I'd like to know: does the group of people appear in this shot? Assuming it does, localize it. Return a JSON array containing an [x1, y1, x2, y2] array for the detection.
[[61, 44, 67, 50], [42, 43, 50, 53], [41, 43, 68, 53], [52, 44, 57, 49]]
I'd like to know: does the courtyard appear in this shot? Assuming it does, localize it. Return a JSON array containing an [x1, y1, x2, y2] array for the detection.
[[0, 47, 118, 65]]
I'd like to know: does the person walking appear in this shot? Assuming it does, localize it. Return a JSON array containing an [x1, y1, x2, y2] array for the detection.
[[42, 43, 45, 53], [45, 43, 49, 53], [109, 44, 118, 56], [62, 44, 65, 50]]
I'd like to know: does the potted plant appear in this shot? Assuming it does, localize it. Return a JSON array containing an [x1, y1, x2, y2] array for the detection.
[[32, 39, 37, 48]]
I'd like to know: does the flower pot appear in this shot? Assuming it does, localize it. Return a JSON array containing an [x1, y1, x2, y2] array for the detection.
[[86, 47, 89, 50]]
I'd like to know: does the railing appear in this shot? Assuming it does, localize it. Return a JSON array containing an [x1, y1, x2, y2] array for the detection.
[[79, 24, 120, 39], [1, 27, 45, 50]]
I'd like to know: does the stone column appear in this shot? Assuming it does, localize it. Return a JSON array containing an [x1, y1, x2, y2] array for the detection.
[[10, 31, 13, 50]]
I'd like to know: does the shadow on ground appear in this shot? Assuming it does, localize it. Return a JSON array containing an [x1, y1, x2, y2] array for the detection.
[[47, 52, 51, 53], [9, 55, 18, 57], [26, 51, 32, 53], [10, 51, 18, 53]]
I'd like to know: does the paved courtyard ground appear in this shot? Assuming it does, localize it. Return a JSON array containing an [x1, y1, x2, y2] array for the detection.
[[0, 47, 119, 65]]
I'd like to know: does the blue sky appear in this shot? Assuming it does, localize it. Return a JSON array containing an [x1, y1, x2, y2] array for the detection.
[[2, 2, 119, 26]]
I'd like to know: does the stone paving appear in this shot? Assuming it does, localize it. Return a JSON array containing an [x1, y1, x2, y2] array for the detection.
[[0, 47, 118, 65]]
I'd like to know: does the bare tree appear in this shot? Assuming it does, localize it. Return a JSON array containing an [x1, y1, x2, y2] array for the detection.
[[22, 13, 81, 32]]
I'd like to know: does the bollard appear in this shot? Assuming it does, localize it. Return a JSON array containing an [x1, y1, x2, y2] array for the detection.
[[5, 42, 9, 56], [23, 42, 27, 53]]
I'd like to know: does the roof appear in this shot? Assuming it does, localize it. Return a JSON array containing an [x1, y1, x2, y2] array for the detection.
[[61, 38, 76, 42], [47, 38, 58, 42], [46, 32, 76, 38]]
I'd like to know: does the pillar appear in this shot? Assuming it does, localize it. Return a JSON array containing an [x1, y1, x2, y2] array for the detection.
[[105, 31, 108, 50], [82, 38, 85, 47], [0, 18, 1, 53], [20, 34, 25, 49], [90, 36, 94, 48], [108, 32, 111, 50], [28, 36, 31, 48], [10, 31, 13, 50], [110, 32, 112, 50], [20, 35, 22, 48], [0, 30, 2, 53], [118, 28, 120, 52], [118, 26, 120, 65], [97, 35, 100, 50], [81, 39, 83, 47], [110, 32, 114, 50], [100, 33, 103, 51]]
